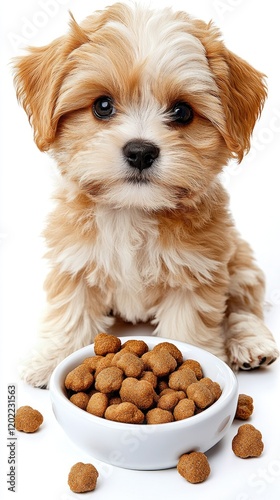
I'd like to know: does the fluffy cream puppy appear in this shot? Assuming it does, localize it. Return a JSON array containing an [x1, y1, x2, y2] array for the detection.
[[14, 3, 279, 387]]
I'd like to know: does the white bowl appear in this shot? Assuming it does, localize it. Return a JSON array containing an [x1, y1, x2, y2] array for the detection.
[[49, 336, 238, 470]]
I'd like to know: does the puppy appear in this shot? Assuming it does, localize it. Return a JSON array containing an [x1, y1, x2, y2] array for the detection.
[[14, 3, 279, 387]]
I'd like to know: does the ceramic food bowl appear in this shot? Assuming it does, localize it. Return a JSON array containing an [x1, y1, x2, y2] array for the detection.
[[49, 336, 238, 470]]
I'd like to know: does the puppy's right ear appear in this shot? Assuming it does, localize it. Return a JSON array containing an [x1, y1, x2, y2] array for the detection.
[[13, 15, 90, 151]]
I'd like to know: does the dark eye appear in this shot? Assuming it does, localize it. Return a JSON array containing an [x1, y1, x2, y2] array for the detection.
[[92, 96, 116, 120], [171, 102, 193, 125]]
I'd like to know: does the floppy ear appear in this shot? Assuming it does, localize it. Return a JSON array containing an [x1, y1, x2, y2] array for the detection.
[[193, 20, 267, 162], [13, 16, 90, 151]]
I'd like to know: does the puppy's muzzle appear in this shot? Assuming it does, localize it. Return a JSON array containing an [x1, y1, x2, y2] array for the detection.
[[123, 139, 160, 172]]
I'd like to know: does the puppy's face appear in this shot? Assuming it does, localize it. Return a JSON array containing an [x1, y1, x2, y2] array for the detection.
[[14, 4, 266, 211]]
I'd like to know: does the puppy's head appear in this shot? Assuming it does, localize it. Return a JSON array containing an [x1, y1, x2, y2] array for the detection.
[[14, 3, 266, 210]]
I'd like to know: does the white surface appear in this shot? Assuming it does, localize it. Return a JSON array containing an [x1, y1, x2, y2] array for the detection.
[[0, 0, 280, 499], [49, 337, 238, 470]]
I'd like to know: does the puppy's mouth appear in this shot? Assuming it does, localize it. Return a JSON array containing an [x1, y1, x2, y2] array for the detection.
[[125, 171, 152, 185]]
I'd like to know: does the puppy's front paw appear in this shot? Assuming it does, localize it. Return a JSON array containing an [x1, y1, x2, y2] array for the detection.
[[226, 313, 279, 371], [19, 351, 59, 388]]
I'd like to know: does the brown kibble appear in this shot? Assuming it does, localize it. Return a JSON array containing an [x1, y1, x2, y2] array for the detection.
[[177, 452, 210, 483], [157, 392, 179, 411], [105, 402, 144, 424], [65, 365, 94, 392], [120, 377, 154, 409], [153, 342, 183, 365], [95, 367, 124, 393], [146, 408, 174, 424], [95, 353, 115, 376], [140, 371, 158, 388], [179, 359, 203, 379], [169, 368, 197, 392], [68, 462, 98, 493], [15, 406, 43, 433], [70, 392, 90, 410], [82, 356, 102, 373], [232, 424, 264, 458], [174, 399, 195, 421], [187, 382, 215, 409], [116, 352, 144, 377], [86, 393, 109, 417], [143, 349, 177, 377], [94, 333, 121, 356], [121, 339, 148, 356], [199, 378, 222, 401], [235, 394, 254, 420]]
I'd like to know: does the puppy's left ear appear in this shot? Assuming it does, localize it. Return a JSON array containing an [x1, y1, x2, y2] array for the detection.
[[213, 49, 267, 161], [195, 21, 267, 162]]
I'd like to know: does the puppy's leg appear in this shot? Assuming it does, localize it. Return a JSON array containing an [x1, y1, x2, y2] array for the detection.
[[225, 237, 279, 370], [20, 268, 114, 387], [151, 288, 228, 362]]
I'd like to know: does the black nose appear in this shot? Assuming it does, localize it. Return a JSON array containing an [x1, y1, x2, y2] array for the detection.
[[123, 140, 160, 171]]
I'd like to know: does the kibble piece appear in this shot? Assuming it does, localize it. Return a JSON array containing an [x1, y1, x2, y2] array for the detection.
[[143, 349, 177, 377], [105, 402, 145, 424], [179, 359, 203, 379], [65, 365, 94, 392], [140, 371, 158, 388], [82, 355, 102, 373], [177, 452, 210, 483], [235, 394, 254, 420], [15, 406, 43, 433], [86, 393, 109, 417], [173, 399, 195, 421], [95, 353, 115, 376], [68, 462, 98, 493], [169, 368, 197, 392], [95, 367, 124, 393], [120, 378, 154, 410], [199, 378, 222, 401], [187, 382, 215, 409], [94, 333, 121, 355], [121, 339, 148, 356], [232, 424, 264, 458], [70, 392, 90, 410], [157, 392, 180, 411], [116, 352, 144, 377], [153, 342, 183, 365], [146, 408, 174, 424]]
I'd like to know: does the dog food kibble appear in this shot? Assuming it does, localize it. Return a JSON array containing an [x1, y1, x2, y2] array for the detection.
[[116, 352, 144, 377], [105, 402, 145, 424], [68, 462, 99, 493], [121, 339, 148, 356], [65, 333, 222, 425], [70, 392, 90, 410], [94, 332, 121, 355], [235, 394, 254, 420], [169, 368, 197, 392], [65, 365, 94, 392], [15, 406, 43, 433], [86, 393, 109, 417], [173, 398, 195, 420], [120, 378, 155, 410], [95, 366, 124, 393], [146, 408, 174, 424], [187, 382, 215, 409], [177, 452, 211, 483], [232, 424, 264, 458], [142, 349, 177, 377]]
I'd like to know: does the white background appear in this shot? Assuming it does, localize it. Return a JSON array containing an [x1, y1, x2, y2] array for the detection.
[[0, 0, 280, 499]]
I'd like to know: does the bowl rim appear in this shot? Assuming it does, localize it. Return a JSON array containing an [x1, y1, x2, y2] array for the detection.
[[49, 336, 238, 431]]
